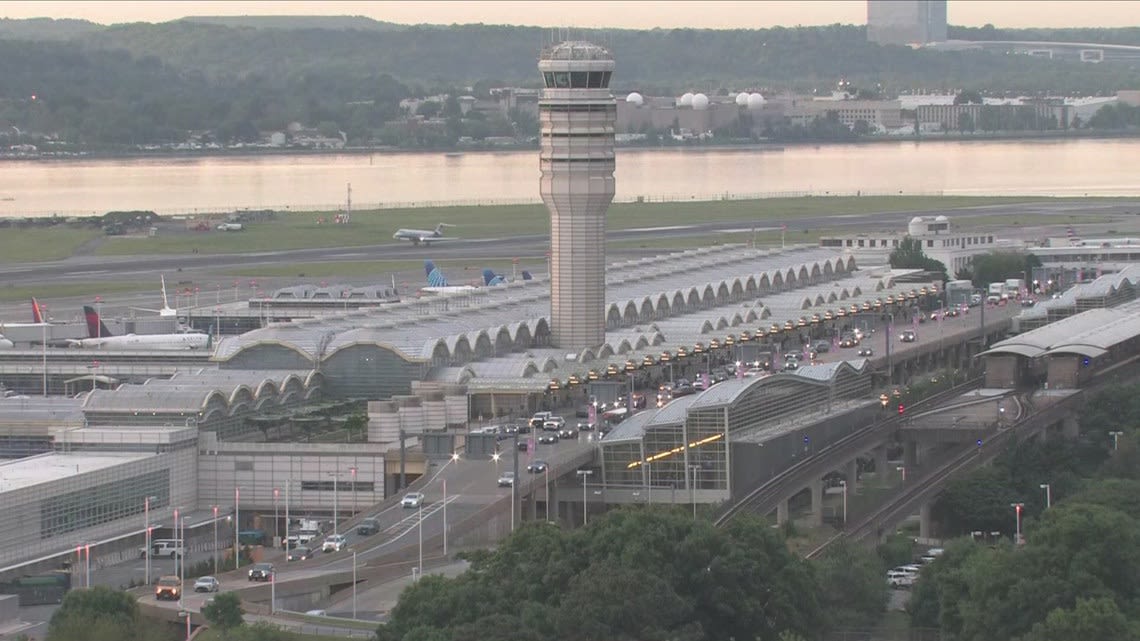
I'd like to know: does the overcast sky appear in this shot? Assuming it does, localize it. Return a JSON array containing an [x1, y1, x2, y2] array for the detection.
[[2, 1, 1137, 29]]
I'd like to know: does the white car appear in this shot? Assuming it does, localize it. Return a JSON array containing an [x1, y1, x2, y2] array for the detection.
[[401, 492, 425, 508], [887, 570, 916, 588], [322, 534, 347, 553], [193, 576, 220, 593]]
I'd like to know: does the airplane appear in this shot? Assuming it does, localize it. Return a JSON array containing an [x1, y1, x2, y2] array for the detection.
[[0, 298, 52, 330], [482, 268, 533, 286], [131, 276, 179, 318], [68, 306, 212, 351], [420, 260, 479, 294], [393, 223, 457, 246], [0, 334, 12, 349]]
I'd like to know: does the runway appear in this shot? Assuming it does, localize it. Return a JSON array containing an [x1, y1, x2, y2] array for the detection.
[[1, 198, 1137, 322]]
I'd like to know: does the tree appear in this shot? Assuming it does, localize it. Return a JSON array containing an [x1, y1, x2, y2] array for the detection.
[[46, 587, 151, 641], [812, 541, 889, 629], [968, 251, 1040, 288], [957, 112, 975, 133], [954, 90, 984, 105], [203, 591, 245, 632], [343, 412, 367, 441], [888, 236, 947, 279], [1018, 597, 1140, 641]]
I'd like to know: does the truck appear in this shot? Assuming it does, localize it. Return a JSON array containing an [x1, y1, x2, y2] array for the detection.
[[1004, 278, 1026, 298], [946, 280, 975, 308], [217, 222, 244, 231]]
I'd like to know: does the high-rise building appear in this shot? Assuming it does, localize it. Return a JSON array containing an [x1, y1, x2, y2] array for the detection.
[[867, 0, 948, 46], [538, 41, 616, 350]]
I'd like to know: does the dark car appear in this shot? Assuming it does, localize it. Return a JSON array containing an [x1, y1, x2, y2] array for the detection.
[[527, 460, 548, 473], [538, 433, 559, 445], [357, 518, 381, 537], [558, 426, 578, 439], [517, 440, 529, 452], [577, 421, 594, 432], [858, 347, 874, 357], [287, 547, 312, 562], [248, 563, 275, 582], [576, 405, 591, 418]]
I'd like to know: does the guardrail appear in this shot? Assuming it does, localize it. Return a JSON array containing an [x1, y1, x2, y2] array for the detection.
[[714, 378, 982, 527]]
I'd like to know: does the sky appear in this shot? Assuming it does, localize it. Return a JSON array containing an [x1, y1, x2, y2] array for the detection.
[[1, 0, 1138, 30]]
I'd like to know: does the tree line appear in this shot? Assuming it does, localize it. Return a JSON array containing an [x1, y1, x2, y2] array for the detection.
[[3, 19, 1140, 148]]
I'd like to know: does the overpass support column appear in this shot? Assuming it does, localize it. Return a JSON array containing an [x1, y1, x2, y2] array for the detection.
[[776, 499, 789, 525], [526, 487, 537, 520], [1062, 416, 1079, 439], [904, 440, 920, 468], [919, 502, 933, 540], [873, 446, 889, 479], [845, 459, 859, 491], [809, 479, 824, 526]]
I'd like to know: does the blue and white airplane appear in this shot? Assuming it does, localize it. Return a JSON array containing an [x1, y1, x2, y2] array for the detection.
[[393, 223, 457, 246], [420, 261, 534, 294]]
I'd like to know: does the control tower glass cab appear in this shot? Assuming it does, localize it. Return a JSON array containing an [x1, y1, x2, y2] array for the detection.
[[538, 41, 616, 351]]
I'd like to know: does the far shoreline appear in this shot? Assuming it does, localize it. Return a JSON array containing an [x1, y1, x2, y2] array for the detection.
[[3, 130, 1139, 165]]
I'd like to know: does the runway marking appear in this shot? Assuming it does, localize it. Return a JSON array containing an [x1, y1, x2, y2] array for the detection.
[[627, 225, 697, 232]]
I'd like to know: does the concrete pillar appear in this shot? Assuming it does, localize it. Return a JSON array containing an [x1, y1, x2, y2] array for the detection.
[[776, 499, 789, 525], [904, 440, 920, 468], [919, 502, 933, 540], [526, 487, 537, 520], [874, 446, 889, 478], [809, 480, 824, 526], [845, 459, 859, 490]]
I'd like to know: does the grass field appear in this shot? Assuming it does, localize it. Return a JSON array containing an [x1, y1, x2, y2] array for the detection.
[[91, 195, 1059, 258], [0, 281, 154, 303], [0, 227, 101, 262], [192, 626, 351, 641]]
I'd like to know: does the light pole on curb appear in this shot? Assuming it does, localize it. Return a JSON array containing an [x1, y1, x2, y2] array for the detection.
[[234, 487, 241, 569], [211, 505, 219, 576], [1110, 431, 1124, 451], [417, 501, 424, 578], [1011, 502, 1025, 545], [839, 480, 848, 526], [688, 464, 701, 519], [352, 549, 358, 619], [273, 488, 280, 545], [576, 470, 593, 526], [1040, 483, 1051, 510], [144, 495, 158, 586]]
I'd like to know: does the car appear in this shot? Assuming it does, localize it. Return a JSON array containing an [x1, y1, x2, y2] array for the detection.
[[517, 440, 529, 452], [577, 421, 594, 431], [194, 576, 220, 593], [527, 460, 548, 473], [575, 405, 591, 418], [503, 424, 519, 435], [322, 534, 347, 553], [858, 347, 874, 357], [886, 569, 915, 588], [305, 610, 328, 617], [538, 433, 559, 445], [155, 575, 182, 600], [946, 308, 960, 317], [401, 492, 425, 508], [248, 563, 274, 582], [498, 471, 516, 487], [783, 361, 799, 371], [287, 546, 312, 562], [900, 330, 917, 343], [839, 337, 858, 348], [558, 426, 578, 439], [543, 416, 566, 431], [813, 340, 830, 353], [785, 352, 801, 362], [357, 518, 381, 537]]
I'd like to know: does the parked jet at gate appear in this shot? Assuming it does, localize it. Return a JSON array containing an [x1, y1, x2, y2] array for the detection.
[[393, 223, 457, 246], [0, 298, 52, 330], [69, 307, 212, 350], [130, 276, 179, 318], [420, 261, 478, 294], [482, 269, 533, 286]]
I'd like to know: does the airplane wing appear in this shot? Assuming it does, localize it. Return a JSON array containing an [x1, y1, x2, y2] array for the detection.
[[419, 236, 461, 244]]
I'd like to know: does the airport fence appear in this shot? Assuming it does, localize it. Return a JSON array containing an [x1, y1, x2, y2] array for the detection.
[[7, 189, 948, 219]]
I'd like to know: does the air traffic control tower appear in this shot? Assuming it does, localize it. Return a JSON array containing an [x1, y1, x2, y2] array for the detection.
[[539, 41, 616, 350]]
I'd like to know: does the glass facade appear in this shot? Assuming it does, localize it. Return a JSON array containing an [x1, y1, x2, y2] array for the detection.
[[601, 365, 872, 497], [40, 469, 169, 539]]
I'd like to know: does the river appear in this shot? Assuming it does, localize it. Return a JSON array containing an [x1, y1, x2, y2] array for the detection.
[[2, 138, 1138, 218]]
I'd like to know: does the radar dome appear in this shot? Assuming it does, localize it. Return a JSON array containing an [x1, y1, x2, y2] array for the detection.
[[747, 93, 766, 110], [691, 93, 710, 110], [735, 92, 750, 107], [680, 92, 695, 107], [935, 215, 949, 223], [626, 92, 644, 106]]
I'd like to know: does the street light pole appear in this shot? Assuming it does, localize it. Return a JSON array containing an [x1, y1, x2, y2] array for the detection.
[[234, 487, 240, 570], [443, 479, 448, 557], [350, 466, 358, 518], [1011, 502, 1025, 545], [840, 480, 848, 526], [689, 464, 700, 519], [1040, 483, 1051, 509], [1110, 431, 1124, 451], [333, 474, 339, 536], [352, 549, 358, 620], [273, 488, 279, 546], [144, 496, 153, 586], [417, 502, 424, 577], [576, 470, 593, 526], [212, 505, 219, 575], [544, 468, 550, 522]]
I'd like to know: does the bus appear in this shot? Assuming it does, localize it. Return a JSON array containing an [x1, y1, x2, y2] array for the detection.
[[0, 570, 72, 605]]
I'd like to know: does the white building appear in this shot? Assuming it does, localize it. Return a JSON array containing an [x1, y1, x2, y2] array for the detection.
[[820, 215, 1000, 274]]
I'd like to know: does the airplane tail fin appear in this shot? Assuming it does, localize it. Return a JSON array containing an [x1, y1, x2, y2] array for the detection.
[[160, 275, 170, 310], [483, 269, 505, 286], [521, 271, 533, 281], [434, 223, 446, 236], [32, 298, 44, 323], [82, 306, 113, 339], [425, 260, 448, 287]]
